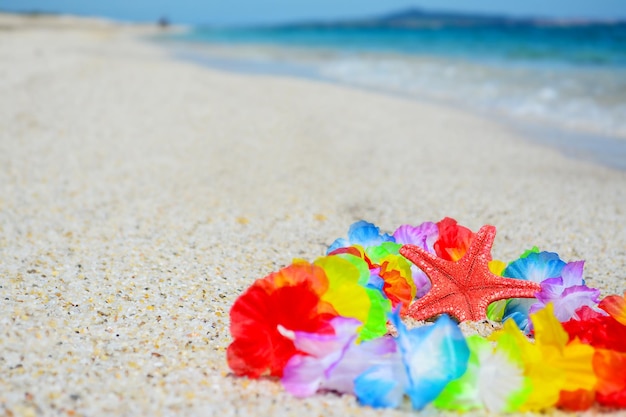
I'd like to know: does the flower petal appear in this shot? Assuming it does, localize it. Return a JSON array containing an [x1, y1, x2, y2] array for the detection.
[[599, 291, 626, 326], [503, 298, 535, 334], [315, 256, 370, 329], [561, 261, 585, 288], [433, 217, 474, 262], [324, 336, 397, 394], [378, 255, 416, 312], [503, 251, 566, 283], [393, 222, 438, 252], [434, 336, 530, 412], [562, 306, 626, 352], [390, 309, 470, 410], [227, 269, 337, 378], [594, 349, 626, 408], [354, 362, 406, 408], [328, 221, 395, 253], [282, 317, 359, 397], [327, 237, 349, 254]]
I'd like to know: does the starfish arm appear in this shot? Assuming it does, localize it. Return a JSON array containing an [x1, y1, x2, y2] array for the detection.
[[476, 278, 542, 313], [400, 244, 456, 278], [457, 225, 496, 287], [465, 225, 496, 261], [407, 293, 471, 322]]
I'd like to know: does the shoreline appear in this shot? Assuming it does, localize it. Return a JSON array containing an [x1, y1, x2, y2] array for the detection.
[[1, 12, 625, 416], [155, 35, 626, 172]]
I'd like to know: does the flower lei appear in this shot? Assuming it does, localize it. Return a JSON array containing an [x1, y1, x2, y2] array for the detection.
[[227, 217, 626, 412]]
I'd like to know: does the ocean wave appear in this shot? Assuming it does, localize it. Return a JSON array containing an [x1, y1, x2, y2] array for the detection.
[[317, 54, 626, 139], [161, 24, 626, 141]]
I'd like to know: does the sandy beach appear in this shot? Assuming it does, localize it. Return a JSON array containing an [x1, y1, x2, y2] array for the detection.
[[1, 13, 625, 416]]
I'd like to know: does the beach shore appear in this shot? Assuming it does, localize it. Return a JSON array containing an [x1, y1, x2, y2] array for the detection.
[[1, 13, 624, 416]]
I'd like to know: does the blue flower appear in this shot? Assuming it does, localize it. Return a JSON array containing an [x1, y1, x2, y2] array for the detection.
[[354, 309, 469, 410], [327, 221, 395, 254], [503, 251, 566, 282], [502, 251, 567, 333]]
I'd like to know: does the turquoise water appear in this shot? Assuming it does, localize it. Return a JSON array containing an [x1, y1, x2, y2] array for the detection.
[[162, 22, 626, 168], [182, 24, 626, 67]]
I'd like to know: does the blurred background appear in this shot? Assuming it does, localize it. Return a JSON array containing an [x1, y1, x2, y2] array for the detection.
[[2, 0, 625, 25], [4, 0, 626, 168]]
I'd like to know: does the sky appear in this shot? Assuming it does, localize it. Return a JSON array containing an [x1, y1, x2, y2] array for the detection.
[[1, 0, 626, 25]]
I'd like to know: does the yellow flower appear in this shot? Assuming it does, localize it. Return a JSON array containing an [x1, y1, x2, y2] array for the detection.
[[490, 303, 596, 411]]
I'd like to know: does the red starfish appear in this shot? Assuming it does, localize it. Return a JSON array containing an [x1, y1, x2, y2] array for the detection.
[[399, 224, 541, 322]]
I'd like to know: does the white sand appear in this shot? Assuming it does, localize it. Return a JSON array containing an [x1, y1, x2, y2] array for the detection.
[[1, 13, 624, 416]]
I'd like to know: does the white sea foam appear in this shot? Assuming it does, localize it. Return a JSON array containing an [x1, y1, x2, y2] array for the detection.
[[315, 53, 626, 140], [166, 41, 626, 142]]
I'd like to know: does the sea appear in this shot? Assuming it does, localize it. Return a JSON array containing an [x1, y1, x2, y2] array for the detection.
[[158, 21, 626, 170]]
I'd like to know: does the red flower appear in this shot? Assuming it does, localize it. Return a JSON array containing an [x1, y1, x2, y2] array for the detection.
[[560, 306, 626, 408], [562, 306, 626, 352], [227, 263, 337, 378], [434, 217, 475, 262]]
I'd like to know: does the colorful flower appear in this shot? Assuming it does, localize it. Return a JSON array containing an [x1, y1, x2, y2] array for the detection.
[[599, 291, 626, 326], [490, 303, 597, 411], [561, 305, 626, 352], [377, 255, 416, 313], [227, 263, 337, 378], [315, 255, 389, 340], [394, 221, 439, 298], [503, 250, 566, 282], [529, 261, 603, 323], [433, 335, 531, 412], [561, 296, 626, 409], [327, 220, 395, 253], [354, 309, 469, 410], [393, 222, 438, 252], [329, 242, 413, 318], [593, 349, 626, 408], [326, 247, 394, 340], [281, 317, 397, 397], [363, 241, 402, 264], [433, 217, 474, 262], [501, 251, 567, 333]]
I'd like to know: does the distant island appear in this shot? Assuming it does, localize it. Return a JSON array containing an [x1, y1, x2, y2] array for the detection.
[[274, 7, 625, 29]]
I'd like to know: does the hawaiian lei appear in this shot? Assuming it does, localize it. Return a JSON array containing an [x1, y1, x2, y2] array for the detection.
[[227, 217, 626, 412]]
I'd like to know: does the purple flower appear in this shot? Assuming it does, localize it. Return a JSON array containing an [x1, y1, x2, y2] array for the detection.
[[281, 317, 396, 397], [394, 222, 439, 298], [393, 222, 438, 252], [529, 261, 605, 322]]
